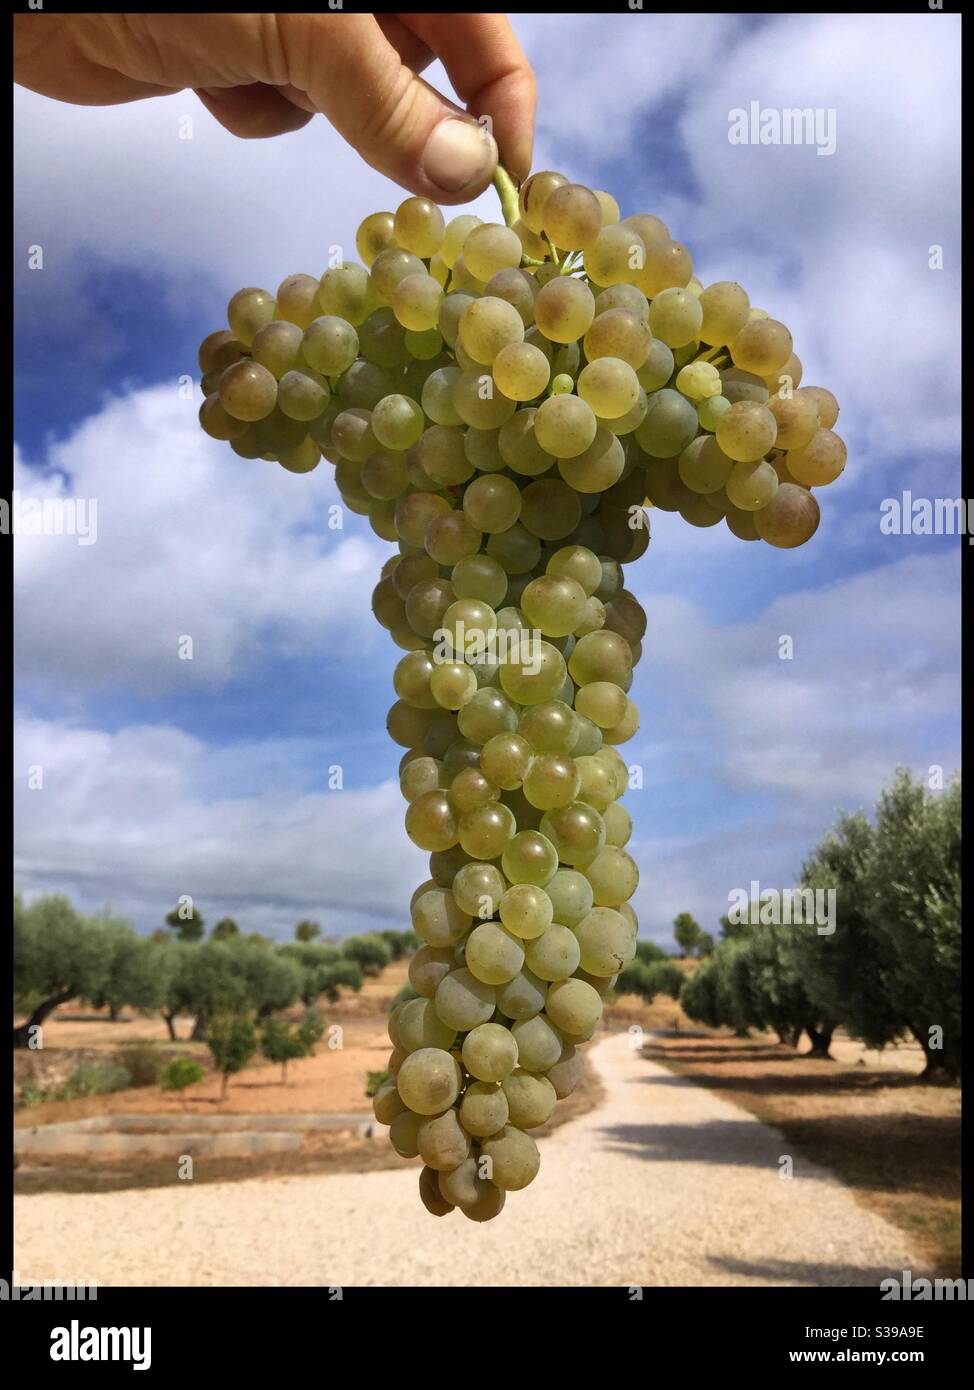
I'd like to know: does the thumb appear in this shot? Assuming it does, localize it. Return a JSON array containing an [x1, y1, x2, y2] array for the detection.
[[280, 13, 499, 203]]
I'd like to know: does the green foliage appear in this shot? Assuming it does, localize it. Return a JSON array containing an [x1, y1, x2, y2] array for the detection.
[[119, 1043, 165, 1087], [159, 1057, 205, 1092], [13, 895, 114, 1043], [294, 920, 321, 942], [88, 919, 169, 1017], [206, 1012, 257, 1093], [718, 913, 748, 942], [296, 1007, 325, 1049], [673, 912, 702, 956], [366, 1068, 390, 1097], [280, 942, 363, 1004], [165, 903, 205, 942], [389, 983, 420, 1011], [20, 1061, 133, 1107], [211, 917, 240, 940], [341, 933, 394, 975], [617, 957, 684, 1002], [632, 940, 666, 965], [378, 929, 421, 960], [696, 931, 716, 957]]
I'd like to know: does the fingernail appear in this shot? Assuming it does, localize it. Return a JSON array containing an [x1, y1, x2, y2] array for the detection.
[[422, 118, 497, 194]]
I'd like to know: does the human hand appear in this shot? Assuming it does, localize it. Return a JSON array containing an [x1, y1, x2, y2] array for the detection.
[[14, 12, 536, 202]]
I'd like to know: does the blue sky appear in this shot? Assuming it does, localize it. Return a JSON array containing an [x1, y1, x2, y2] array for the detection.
[[13, 12, 962, 946]]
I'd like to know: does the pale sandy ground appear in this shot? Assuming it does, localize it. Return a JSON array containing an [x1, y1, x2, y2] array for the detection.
[[14, 1032, 926, 1288]]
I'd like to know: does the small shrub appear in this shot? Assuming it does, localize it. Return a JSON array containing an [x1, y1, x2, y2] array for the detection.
[[62, 1062, 132, 1100], [119, 1043, 163, 1088], [160, 1057, 205, 1092], [366, 1068, 390, 1098]]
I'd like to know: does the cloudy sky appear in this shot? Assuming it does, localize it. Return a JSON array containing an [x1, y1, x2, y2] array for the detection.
[[13, 11, 961, 947]]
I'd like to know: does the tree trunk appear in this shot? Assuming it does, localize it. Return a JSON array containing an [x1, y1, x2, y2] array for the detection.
[[191, 1013, 208, 1041], [806, 1024, 834, 1059], [162, 1010, 178, 1042], [108, 1003, 120, 1022], [221, 1070, 229, 1099], [912, 1027, 961, 1083], [12, 991, 72, 1048], [733, 1027, 750, 1038], [788, 1026, 803, 1048]]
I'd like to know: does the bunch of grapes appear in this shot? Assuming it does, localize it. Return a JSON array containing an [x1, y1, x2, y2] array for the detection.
[[197, 168, 845, 1221]]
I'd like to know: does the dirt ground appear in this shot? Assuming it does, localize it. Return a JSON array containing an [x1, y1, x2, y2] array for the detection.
[[644, 1028, 961, 1276]]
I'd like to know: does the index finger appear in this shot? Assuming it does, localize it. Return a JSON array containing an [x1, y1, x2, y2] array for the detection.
[[398, 14, 536, 182]]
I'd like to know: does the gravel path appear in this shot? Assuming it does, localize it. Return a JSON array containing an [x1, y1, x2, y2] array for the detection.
[[14, 1032, 925, 1287]]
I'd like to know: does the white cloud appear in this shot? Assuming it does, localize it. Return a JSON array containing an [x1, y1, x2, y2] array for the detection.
[[14, 385, 389, 694], [14, 711, 427, 938]]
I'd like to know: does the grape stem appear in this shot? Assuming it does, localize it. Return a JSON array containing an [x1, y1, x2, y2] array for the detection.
[[492, 165, 521, 230]]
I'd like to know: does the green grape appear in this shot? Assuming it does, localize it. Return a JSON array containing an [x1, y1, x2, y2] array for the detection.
[[458, 296, 525, 366], [568, 629, 633, 687], [786, 428, 847, 486], [766, 391, 820, 451], [577, 358, 640, 418], [518, 480, 583, 542], [460, 1080, 509, 1137], [405, 327, 444, 360], [539, 801, 606, 866], [361, 448, 408, 500], [356, 211, 396, 268], [337, 359, 396, 409], [521, 574, 588, 638], [463, 473, 522, 534], [251, 320, 303, 379], [435, 967, 496, 1030], [754, 481, 821, 548], [218, 360, 278, 421], [418, 1165, 454, 1217], [452, 861, 506, 919], [389, 1108, 423, 1156], [697, 393, 732, 432], [417, 1107, 469, 1172], [499, 639, 567, 706], [545, 545, 602, 597], [603, 388, 648, 437], [546, 1041, 583, 1098], [392, 553, 439, 601], [449, 554, 507, 608], [401, 756, 447, 804], [417, 424, 472, 486], [277, 367, 330, 421], [550, 373, 574, 395], [594, 284, 649, 321], [394, 649, 437, 707], [449, 254, 487, 296], [601, 697, 640, 746], [631, 238, 693, 297], [510, 1014, 563, 1072], [302, 316, 360, 375], [634, 388, 698, 457], [584, 223, 646, 287], [622, 211, 670, 246], [730, 317, 793, 375], [464, 921, 524, 985], [676, 359, 722, 401], [720, 367, 770, 405], [497, 409, 554, 477], [398, 997, 457, 1053], [408, 945, 458, 1000], [535, 277, 596, 344], [480, 732, 533, 790], [462, 1022, 519, 1081], [317, 264, 375, 326], [583, 309, 651, 370], [496, 967, 547, 1021], [545, 868, 594, 927], [501, 1069, 557, 1129], [492, 342, 551, 401], [452, 369, 518, 429], [533, 394, 598, 459], [499, 883, 554, 940], [462, 223, 523, 281], [396, 1047, 462, 1115], [391, 273, 444, 332], [481, 1122, 542, 1191], [458, 802, 517, 859], [427, 844, 475, 888], [636, 339, 676, 392], [278, 436, 321, 474], [545, 978, 603, 1035], [500, 830, 559, 887], [575, 754, 620, 810], [678, 434, 734, 493], [198, 329, 246, 374], [524, 923, 582, 982], [199, 395, 248, 441], [513, 217, 549, 260], [648, 287, 704, 348], [405, 791, 460, 852], [716, 400, 778, 462], [442, 602, 499, 667], [697, 280, 750, 346], [574, 681, 628, 729], [441, 213, 483, 269], [430, 661, 478, 711], [583, 845, 639, 906], [542, 182, 602, 250], [800, 385, 840, 429], [395, 491, 451, 551], [425, 511, 482, 566], [358, 308, 410, 368], [372, 1078, 407, 1125], [485, 267, 538, 326], [364, 394, 420, 452], [370, 247, 425, 300], [393, 195, 445, 257], [463, 426, 505, 473], [518, 169, 568, 234], [574, 906, 636, 976], [227, 287, 277, 346], [517, 699, 578, 754], [440, 1159, 506, 1220], [487, 522, 543, 576]]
